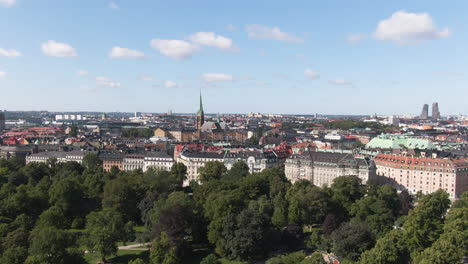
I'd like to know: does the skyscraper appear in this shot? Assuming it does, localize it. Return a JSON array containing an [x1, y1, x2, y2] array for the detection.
[[196, 92, 205, 130], [432, 102, 440, 120], [0, 111, 5, 133], [420, 104, 429, 119]]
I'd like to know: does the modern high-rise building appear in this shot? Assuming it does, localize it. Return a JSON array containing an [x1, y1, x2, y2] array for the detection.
[[420, 104, 429, 119], [0, 111, 5, 133], [432, 102, 440, 120]]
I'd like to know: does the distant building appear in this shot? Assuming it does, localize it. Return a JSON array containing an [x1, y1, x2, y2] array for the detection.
[[0, 111, 5, 133], [285, 150, 376, 186], [224, 151, 278, 174], [55, 114, 83, 121], [177, 151, 225, 184], [374, 153, 468, 199], [420, 104, 429, 119], [432, 102, 440, 120], [123, 154, 144, 171], [366, 134, 437, 150], [99, 152, 124, 172], [26, 150, 91, 164], [143, 152, 174, 172]]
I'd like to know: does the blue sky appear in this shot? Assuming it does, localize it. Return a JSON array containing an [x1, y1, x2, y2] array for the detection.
[[0, 0, 467, 115]]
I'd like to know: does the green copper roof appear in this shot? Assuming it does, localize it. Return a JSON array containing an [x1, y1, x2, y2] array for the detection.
[[366, 134, 436, 150]]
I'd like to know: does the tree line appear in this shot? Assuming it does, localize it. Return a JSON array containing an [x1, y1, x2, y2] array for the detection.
[[0, 154, 466, 264]]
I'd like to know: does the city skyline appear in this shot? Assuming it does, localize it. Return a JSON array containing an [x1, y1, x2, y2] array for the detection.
[[1, 0, 468, 115]]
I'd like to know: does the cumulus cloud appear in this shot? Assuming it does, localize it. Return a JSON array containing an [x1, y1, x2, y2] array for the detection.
[[189, 32, 237, 51], [347, 34, 367, 44], [246, 24, 303, 43], [96, 76, 120, 88], [0, 71, 6, 78], [304, 69, 320, 80], [164, 80, 178, 88], [375, 10, 451, 45], [109, 46, 145, 59], [0, 48, 22, 57], [109, 1, 119, 9], [202, 73, 234, 83], [77, 69, 88, 76], [0, 0, 15, 7], [150, 39, 199, 60], [329, 79, 353, 86], [41, 40, 77, 57]]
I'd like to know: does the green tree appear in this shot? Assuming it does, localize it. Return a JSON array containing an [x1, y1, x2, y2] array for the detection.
[[150, 232, 180, 264], [266, 251, 306, 264], [82, 153, 102, 172], [401, 190, 450, 258], [331, 176, 365, 215], [200, 254, 220, 264], [49, 177, 88, 221], [331, 222, 375, 261], [199, 161, 227, 182], [223, 161, 250, 181], [170, 162, 187, 186], [359, 229, 409, 264], [0, 227, 29, 264], [286, 180, 331, 226], [415, 206, 467, 264], [84, 209, 130, 262], [218, 208, 273, 261], [26, 226, 85, 264], [103, 173, 145, 223], [35, 206, 67, 229]]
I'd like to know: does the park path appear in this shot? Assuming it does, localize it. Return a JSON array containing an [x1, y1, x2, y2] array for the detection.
[[118, 242, 151, 250]]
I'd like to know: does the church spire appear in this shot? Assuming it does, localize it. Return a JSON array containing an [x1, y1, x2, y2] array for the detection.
[[196, 91, 205, 130]]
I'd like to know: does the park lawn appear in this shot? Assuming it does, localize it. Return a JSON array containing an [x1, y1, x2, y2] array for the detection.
[[85, 249, 149, 264], [133, 225, 147, 232]]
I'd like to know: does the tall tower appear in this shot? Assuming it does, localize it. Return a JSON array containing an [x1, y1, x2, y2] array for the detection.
[[196, 92, 204, 130], [420, 104, 429, 119], [432, 102, 440, 120], [0, 111, 5, 133]]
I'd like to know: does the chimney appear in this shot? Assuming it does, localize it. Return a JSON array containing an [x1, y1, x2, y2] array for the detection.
[[432, 153, 437, 159]]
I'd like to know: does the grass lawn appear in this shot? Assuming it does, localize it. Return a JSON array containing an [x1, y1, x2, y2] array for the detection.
[[85, 249, 149, 264], [133, 225, 147, 232]]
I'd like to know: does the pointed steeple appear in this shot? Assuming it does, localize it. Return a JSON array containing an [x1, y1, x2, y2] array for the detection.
[[198, 91, 204, 115], [196, 91, 205, 130]]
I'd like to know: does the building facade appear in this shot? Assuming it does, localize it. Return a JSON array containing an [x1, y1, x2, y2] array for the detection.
[[123, 154, 145, 171], [177, 151, 225, 184], [224, 151, 278, 174], [374, 153, 468, 199], [285, 151, 376, 187], [143, 152, 174, 172]]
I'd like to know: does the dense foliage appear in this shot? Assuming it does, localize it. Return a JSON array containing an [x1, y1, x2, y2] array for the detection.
[[0, 155, 465, 264]]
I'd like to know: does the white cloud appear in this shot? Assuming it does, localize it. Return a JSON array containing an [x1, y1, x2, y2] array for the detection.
[[41, 40, 77, 57], [150, 39, 199, 60], [96, 76, 120, 88], [246, 24, 303, 43], [0, 48, 22, 57], [304, 69, 320, 80], [77, 69, 88, 76], [109, 46, 145, 59], [202, 73, 234, 83], [189, 32, 237, 51], [329, 79, 353, 85], [0, 71, 6, 78], [140, 75, 153, 81], [347, 34, 367, 44], [109, 1, 119, 9], [164, 80, 178, 88], [0, 0, 15, 7], [375, 10, 451, 45]]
